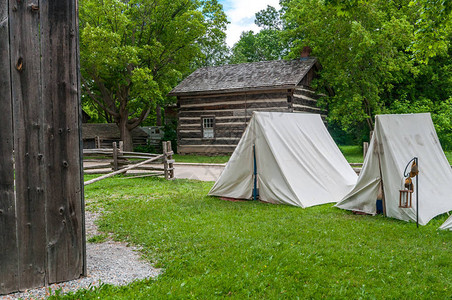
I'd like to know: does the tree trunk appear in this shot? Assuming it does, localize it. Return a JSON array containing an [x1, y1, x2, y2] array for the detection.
[[156, 104, 162, 126], [119, 119, 134, 151]]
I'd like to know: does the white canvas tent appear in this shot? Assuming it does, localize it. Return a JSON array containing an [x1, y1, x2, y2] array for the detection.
[[336, 113, 452, 225], [440, 215, 452, 230], [208, 112, 358, 208]]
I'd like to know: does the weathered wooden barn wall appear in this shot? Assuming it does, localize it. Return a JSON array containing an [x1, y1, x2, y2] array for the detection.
[[0, 0, 85, 295], [0, 0, 18, 292]]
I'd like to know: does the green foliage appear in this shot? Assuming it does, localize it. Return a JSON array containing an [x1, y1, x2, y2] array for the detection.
[[284, 0, 417, 131], [409, 0, 452, 63], [193, 0, 230, 67], [163, 122, 178, 153], [133, 144, 158, 154], [229, 5, 288, 63], [79, 0, 228, 149], [56, 176, 452, 298], [229, 29, 288, 63], [255, 5, 282, 30], [282, 0, 452, 146]]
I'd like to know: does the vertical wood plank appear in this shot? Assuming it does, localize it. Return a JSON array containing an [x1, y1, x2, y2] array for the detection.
[[39, 0, 85, 282], [0, 0, 19, 294], [163, 142, 169, 180], [113, 142, 118, 171], [76, 0, 87, 276], [9, 0, 47, 290], [168, 141, 174, 179]]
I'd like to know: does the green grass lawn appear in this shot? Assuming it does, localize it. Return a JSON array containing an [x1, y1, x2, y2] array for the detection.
[[174, 146, 452, 165], [446, 151, 452, 164], [56, 176, 452, 299], [338, 145, 364, 163], [173, 154, 230, 164]]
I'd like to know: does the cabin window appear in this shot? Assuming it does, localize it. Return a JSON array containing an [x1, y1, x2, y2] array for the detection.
[[202, 117, 215, 139]]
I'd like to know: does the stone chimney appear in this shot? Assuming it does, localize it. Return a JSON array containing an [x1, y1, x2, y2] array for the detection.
[[300, 46, 312, 58]]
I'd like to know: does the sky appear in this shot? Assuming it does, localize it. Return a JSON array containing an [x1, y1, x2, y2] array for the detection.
[[218, 0, 281, 47]]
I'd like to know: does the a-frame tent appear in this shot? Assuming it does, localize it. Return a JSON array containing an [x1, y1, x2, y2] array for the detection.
[[336, 113, 452, 225], [208, 112, 358, 208], [440, 215, 452, 230]]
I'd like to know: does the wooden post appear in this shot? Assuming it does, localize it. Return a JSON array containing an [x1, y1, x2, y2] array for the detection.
[[0, 0, 19, 292], [112, 142, 119, 171], [10, 0, 48, 288], [363, 142, 369, 159], [163, 141, 169, 180], [40, 0, 85, 283], [119, 140, 124, 152], [96, 136, 101, 149], [167, 141, 174, 179], [1, 0, 85, 293]]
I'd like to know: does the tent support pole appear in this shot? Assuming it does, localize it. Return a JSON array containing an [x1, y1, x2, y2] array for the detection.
[[403, 157, 419, 228], [416, 157, 419, 228], [253, 144, 257, 200]]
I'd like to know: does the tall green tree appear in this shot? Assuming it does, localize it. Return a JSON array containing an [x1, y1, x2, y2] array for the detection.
[[284, 0, 417, 132], [79, 0, 227, 150], [409, 0, 452, 63], [283, 0, 452, 148], [229, 5, 288, 63]]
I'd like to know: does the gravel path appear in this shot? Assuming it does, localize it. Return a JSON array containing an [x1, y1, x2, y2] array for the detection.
[[1, 211, 161, 299]]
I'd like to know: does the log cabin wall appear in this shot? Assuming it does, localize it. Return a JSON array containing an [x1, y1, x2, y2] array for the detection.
[[292, 86, 327, 117], [178, 87, 324, 155]]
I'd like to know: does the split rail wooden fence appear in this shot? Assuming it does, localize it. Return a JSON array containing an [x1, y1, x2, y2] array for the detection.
[[0, 0, 85, 295], [83, 141, 175, 185]]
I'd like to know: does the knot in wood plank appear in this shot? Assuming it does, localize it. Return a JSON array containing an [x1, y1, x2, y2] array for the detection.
[[28, 4, 39, 12]]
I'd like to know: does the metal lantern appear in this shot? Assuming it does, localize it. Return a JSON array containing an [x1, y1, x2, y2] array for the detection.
[[400, 157, 419, 227], [399, 188, 413, 208]]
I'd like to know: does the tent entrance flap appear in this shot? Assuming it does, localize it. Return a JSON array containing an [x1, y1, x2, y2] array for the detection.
[[376, 139, 387, 215], [253, 144, 259, 201], [337, 113, 452, 226]]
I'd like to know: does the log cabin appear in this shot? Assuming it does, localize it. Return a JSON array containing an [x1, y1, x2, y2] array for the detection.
[[168, 57, 327, 155], [82, 123, 148, 149]]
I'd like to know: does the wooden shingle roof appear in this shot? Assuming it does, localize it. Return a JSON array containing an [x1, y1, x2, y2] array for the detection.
[[168, 58, 318, 96]]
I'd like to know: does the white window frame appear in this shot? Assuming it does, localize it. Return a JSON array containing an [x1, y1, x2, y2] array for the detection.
[[202, 117, 215, 139]]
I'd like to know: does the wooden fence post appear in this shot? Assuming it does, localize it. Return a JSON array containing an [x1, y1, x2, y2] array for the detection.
[[96, 136, 101, 149], [112, 142, 119, 171], [163, 141, 169, 180], [167, 141, 174, 179]]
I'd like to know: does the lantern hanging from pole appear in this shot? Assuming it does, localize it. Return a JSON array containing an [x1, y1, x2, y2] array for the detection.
[[399, 187, 413, 208], [399, 158, 418, 211]]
